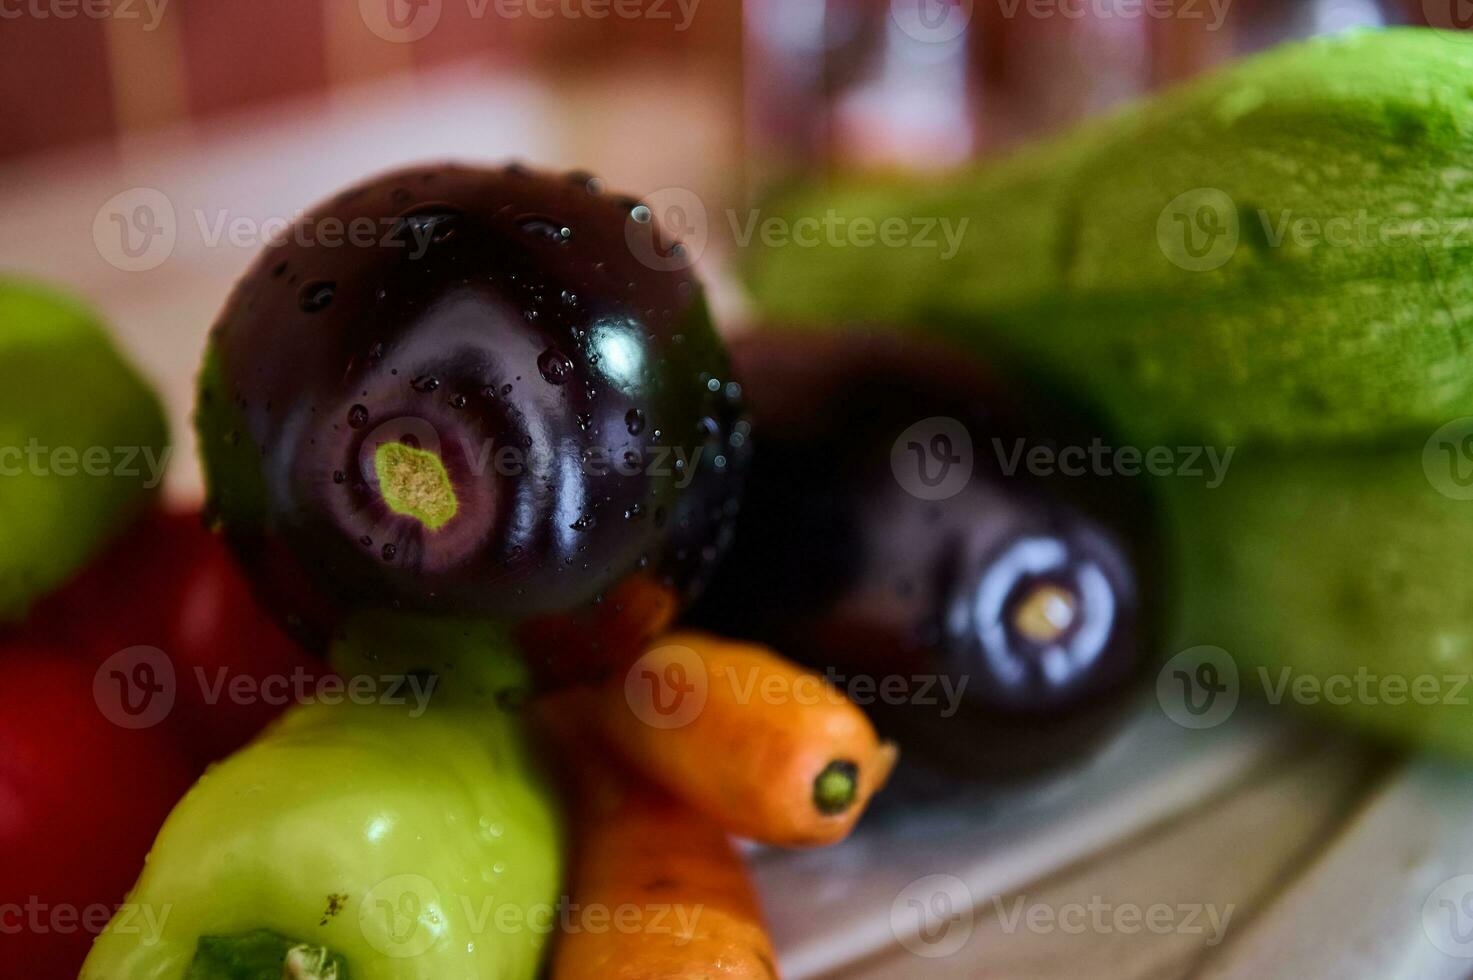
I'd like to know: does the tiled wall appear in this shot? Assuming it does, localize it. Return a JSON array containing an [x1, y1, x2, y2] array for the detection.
[[0, 0, 1454, 166], [0, 0, 744, 163]]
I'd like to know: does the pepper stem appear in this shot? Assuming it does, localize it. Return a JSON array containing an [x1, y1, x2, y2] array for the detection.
[[285, 944, 344, 980], [184, 930, 349, 979]]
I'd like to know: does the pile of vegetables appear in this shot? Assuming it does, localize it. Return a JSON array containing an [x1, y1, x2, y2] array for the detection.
[[2, 166, 900, 979], [5, 26, 1470, 979]]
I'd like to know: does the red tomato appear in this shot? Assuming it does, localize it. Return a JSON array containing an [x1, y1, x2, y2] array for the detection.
[[0, 650, 195, 978], [167, 511, 329, 760], [18, 508, 324, 764]]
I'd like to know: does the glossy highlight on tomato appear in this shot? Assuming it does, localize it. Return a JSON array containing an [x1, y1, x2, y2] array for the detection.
[[197, 164, 747, 683]]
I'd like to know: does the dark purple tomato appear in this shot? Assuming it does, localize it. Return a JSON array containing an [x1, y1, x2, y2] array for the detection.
[[197, 164, 747, 686], [684, 329, 1158, 779]]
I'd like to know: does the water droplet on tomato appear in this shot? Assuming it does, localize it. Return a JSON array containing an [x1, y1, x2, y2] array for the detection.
[[537, 348, 574, 385], [298, 280, 335, 313]]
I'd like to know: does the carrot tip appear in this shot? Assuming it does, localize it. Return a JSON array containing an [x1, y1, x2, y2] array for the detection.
[[813, 759, 860, 815]]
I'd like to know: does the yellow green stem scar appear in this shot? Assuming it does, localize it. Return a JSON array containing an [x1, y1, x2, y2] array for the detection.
[[374, 441, 458, 530]]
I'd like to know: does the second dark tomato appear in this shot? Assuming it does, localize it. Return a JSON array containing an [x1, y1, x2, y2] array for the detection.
[[685, 329, 1159, 779]]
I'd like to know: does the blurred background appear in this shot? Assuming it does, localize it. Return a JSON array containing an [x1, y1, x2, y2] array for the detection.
[[4, 0, 1457, 171], [0, 0, 1457, 503]]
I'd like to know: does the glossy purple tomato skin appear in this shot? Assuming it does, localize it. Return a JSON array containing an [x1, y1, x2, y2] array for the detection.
[[684, 329, 1158, 779], [198, 164, 747, 682]]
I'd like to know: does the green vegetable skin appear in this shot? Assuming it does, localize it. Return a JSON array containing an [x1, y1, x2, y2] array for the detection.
[[746, 28, 1473, 448], [1166, 448, 1473, 756], [83, 622, 562, 980], [0, 278, 167, 619]]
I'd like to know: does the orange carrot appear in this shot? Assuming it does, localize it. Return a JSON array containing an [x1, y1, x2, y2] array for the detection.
[[577, 630, 898, 848], [542, 716, 780, 980]]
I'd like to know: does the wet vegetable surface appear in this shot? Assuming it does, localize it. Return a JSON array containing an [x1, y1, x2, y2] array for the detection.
[[198, 164, 747, 684], [687, 329, 1158, 778]]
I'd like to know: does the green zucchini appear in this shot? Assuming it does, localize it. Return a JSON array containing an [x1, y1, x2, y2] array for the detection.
[[1166, 443, 1473, 756], [745, 28, 1473, 447]]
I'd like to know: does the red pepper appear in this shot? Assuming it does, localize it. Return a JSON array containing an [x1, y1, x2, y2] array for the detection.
[[19, 508, 324, 764], [0, 649, 195, 977]]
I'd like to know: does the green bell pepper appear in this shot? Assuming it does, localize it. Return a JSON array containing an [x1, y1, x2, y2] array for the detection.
[[83, 618, 563, 979]]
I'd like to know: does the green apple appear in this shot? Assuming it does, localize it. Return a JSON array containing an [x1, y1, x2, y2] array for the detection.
[[0, 278, 169, 621]]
